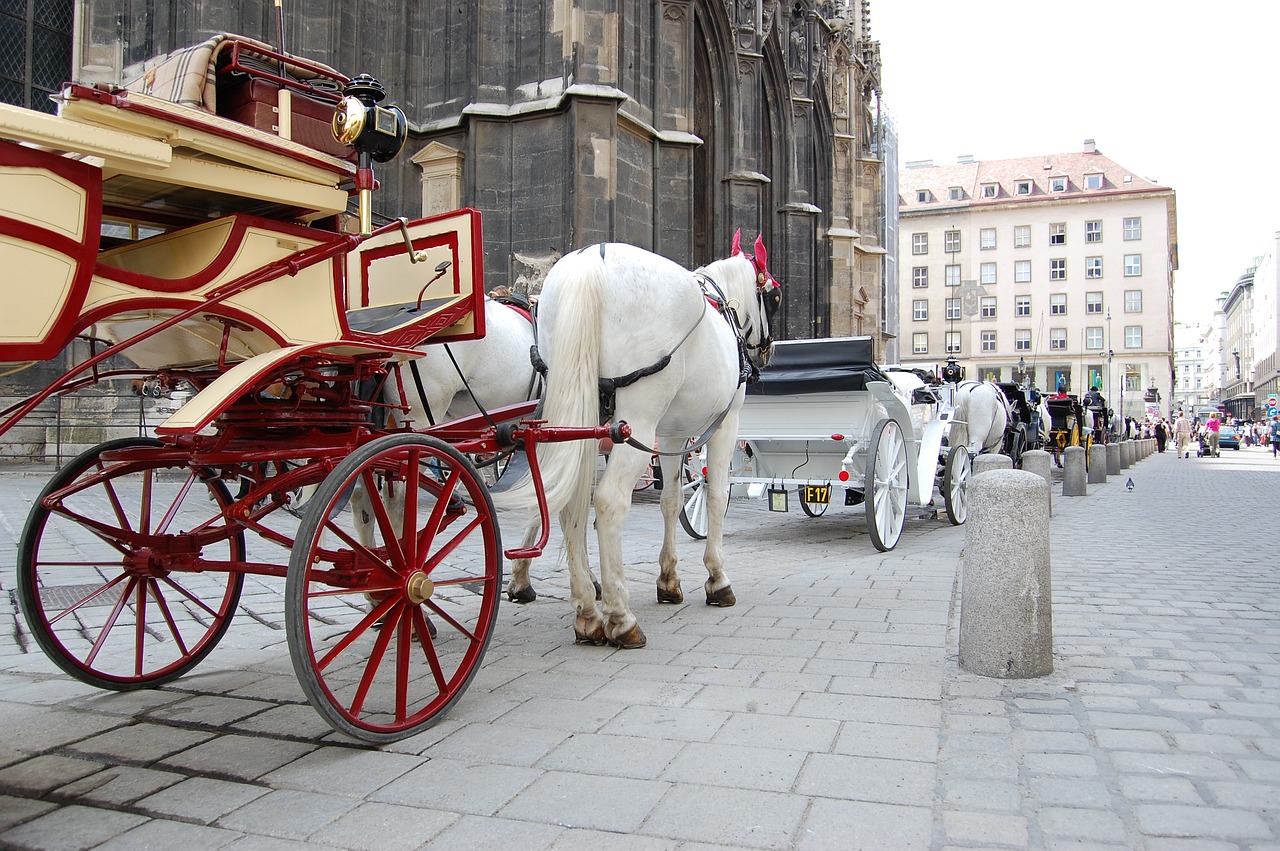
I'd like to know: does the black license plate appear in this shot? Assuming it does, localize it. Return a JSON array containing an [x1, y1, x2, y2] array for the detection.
[[801, 484, 831, 505]]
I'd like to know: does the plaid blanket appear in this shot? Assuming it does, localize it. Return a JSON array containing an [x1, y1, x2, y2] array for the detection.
[[124, 33, 341, 113]]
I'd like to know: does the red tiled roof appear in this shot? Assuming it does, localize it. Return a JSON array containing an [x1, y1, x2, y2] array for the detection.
[[898, 149, 1170, 209]]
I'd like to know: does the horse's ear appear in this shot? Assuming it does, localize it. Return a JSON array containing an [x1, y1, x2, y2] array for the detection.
[[753, 234, 769, 277], [731, 228, 743, 256]]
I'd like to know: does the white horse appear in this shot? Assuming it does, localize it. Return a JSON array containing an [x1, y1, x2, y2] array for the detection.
[[492, 234, 780, 649], [949, 381, 1010, 456], [388, 297, 538, 427]]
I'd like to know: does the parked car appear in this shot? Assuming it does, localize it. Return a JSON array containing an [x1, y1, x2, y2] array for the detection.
[[1218, 425, 1241, 450]]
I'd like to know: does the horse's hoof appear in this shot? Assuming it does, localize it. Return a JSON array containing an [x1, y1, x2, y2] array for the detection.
[[705, 586, 736, 607], [608, 623, 647, 649], [657, 585, 684, 604], [573, 615, 608, 645], [507, 585, 537, 604]]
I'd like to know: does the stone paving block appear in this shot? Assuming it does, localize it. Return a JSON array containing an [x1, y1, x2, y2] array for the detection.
[[833, 720, 939, 763], [941, 778, 1021, 812], [145, 694, 277, 729], [305, 801, 456, 850], [660, 741, 805, 792], [942, 809, 1029, 846], [1110, 750, 1236, 780], [794, 752, 935, 806], [1134, 804, 1272, 840], [681, 683, 799, 714], [1022, 752, 1100, 777], [542, 825, 680, 850], [945, 713, 1013, 734], [537, 732, 684, 781], [0, 793, 56, 832], [67, 722, 216, 764], [1038, 806, 1128, 842], [597, 704, 730, 742], [135, 775, 271, 824], [259, 747, 423, 798], [0, 803, 148, 850], [416, 813, 564, 850], [421, 721, 568, 767], [0, 754, 105, 795], [1117, 775, 1205, 804], [712, 710, 840, 752], [55, 765, 186, 808], [498, 770, 669, 834], [797, 798, 932, 851], [215, 788, 360, 840], [158, 733, 316, 782], [1032, 777, 1113, 808], [373, 757, 539, 816], [791, 693, 941, 728], [1095, 728, 1169, 751], [94, 818, 244, 850]]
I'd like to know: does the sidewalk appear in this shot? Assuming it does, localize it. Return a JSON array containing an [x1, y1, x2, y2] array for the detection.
[[0, 444, 1276, 849]]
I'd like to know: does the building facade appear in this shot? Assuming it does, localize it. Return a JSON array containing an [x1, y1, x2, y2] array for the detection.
[[1171, 321, 1210, 416], [896, 142, 1178, 421]]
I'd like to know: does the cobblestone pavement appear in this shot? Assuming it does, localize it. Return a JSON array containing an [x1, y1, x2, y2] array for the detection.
[[0, 442, 1276, 849]]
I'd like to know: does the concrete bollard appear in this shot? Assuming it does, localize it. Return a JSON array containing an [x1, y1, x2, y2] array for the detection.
[[972, 453, 1012, 476], [1062, 445, 1087, 496], [1020, 448, 1053, 515], [1120, 440, 1132, 469], [959, 469, 1053, 678], [1106, 443, 1121, 475], [1088, 444, 1108, 484]]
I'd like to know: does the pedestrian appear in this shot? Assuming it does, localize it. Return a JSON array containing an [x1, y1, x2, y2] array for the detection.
[[1154, 417, 1168, 453], [1173, 410, 1192, 458], [1270, 415, 1280, 458], [1204, 411, 1221, 458]]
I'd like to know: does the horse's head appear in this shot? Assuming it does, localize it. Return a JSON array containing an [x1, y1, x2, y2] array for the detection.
[[730, 229, 781, 368]]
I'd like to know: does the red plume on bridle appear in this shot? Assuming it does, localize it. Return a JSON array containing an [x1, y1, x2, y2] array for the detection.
[[728, 229, 777, 290], [731, 228, 743, 257]]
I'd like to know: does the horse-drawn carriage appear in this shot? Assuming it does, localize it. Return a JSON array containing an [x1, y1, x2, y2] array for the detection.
[[0, 37, 632, 742], [678, 338, 971, 552], [1043, 394, 1094, 467]]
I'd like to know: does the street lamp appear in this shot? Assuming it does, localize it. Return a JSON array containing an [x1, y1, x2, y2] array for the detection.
[[1018, 355, 1026, 389]]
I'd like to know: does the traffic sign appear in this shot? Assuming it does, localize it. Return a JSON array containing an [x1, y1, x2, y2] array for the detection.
[[1270, 406, 1279, 418], [1268, 395, 1278, 408]]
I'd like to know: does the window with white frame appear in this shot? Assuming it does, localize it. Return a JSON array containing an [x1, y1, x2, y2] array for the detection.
[[1015, 329, 1032, 351], [1015, 180, 1033, 196], [1050, 258, 1066, 281], [1049, 222, 1066, 245], [913, 332, 928, 354], [1124, 325, 1143, 348], [949, 186, 964, 201], [1086, 256, 1103, 278], [912, 299, 928, 320], [944, 230, 961, 252], [1085, 220, 1102, 242], [981, 330, 997, 352], [1049, 176, 1067, 192], [1123, 217, 1142, 240], [1085, 326, 1104, 349], [945, 331, 962, 353], [1014, 225, 1031, 247], [912, 233, 929, 254], [1015, 295, 1031, 317], [980, 262, 997, 285], [1015, 259, 1032, 283], [945, 265, 961, 287], [1050, 293, 1067, 315], [912, 266, 928, 288], [917, 189, 931, 203], [945, 298, 961, 320], [1124, 289, 1142, 312], [1124, 368, 1142, 391], [981, 183, 998, 198], [1124, 254, 1142, 276], [1086, 291, 1103, 314], [980, 228, 996, 249], [1085, 172, 1104, 190], [980, 296, 997, 318], [1050, 328, 1067, 350]]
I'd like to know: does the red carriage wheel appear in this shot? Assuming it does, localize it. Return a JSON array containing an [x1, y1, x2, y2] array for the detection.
[[16, 437, 245, 690], [285, 433, 501, 743]]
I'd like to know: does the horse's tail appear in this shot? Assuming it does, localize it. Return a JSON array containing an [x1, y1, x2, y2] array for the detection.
[[489, 249, 605, 517]]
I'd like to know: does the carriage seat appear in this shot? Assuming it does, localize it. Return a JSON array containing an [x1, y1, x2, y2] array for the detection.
[[345, 296, 464, 335]]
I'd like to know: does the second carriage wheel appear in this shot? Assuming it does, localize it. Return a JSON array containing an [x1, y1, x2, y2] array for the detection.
[[285, 433, 501, 743], [942, 444, 971, 526], [799, 492, 829, 518], [678, 449, 719, 540], [865, 419, 909, 552], [17, 437, 245, 690]]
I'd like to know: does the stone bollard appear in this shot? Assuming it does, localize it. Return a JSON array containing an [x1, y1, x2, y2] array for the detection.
[[1020, 448, 1053, 515], [959, 469, 1053, 678], [1120, 440, 1132, 469], [1106, 443, 1121, 476], [1088, 444, 1108, 484], [1062, 445, 1087, 496], [972, 453, 1012, 476]]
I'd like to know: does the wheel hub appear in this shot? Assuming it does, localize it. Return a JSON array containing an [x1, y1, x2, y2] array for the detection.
[[405, 571, 434, 605]]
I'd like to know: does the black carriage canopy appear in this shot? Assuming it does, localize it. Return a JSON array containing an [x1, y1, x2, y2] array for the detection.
[[746, 336, 891, 395]]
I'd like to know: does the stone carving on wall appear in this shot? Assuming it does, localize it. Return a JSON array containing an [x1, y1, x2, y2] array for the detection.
[[510, 250, 561, 297]]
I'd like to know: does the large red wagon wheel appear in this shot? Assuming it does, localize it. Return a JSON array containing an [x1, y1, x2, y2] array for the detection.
[[17, 437, 245, 689], [285, 433, 501, 743]]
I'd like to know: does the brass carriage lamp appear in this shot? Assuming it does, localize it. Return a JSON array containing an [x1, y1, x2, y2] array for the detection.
[[332, 74, 408, 235], [1017, 356, 1026, 388]]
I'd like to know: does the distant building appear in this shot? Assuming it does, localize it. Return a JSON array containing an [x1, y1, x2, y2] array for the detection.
[[896, 141, 1177, 420], [1219, 263, 1257, 420], [1172, 322, 1209, 416], [1250, 233, 1280, 416]]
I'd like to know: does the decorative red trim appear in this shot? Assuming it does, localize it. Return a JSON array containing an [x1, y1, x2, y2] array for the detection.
[[0, 140, 102, 361]]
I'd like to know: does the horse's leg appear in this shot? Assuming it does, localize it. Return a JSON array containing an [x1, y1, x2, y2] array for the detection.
[[562, 476, 608, 645], [699, 419, 737, 607], [505, 517, 539, 603], [655, 437, 685, 604], [593, 443, 651, 648]]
